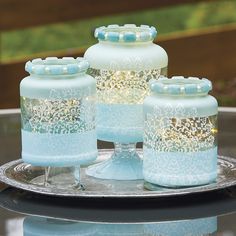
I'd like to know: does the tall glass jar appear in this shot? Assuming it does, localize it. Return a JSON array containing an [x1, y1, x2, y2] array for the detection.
[[84, 24, 168, 180], [20, 57, 97, 189], [143, 76, 218, 188]]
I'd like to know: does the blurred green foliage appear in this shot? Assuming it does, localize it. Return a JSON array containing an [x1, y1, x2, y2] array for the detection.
[[1, 1, 236, 62]]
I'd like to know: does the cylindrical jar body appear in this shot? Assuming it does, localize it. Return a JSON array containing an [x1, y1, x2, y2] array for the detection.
[[20, 57, 97, 167], [143, 77, 218, 187], [84, 25, 168, 143]]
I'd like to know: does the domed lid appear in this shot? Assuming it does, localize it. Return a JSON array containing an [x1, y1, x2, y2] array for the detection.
[[94, 24, 157, 43], [25, 57, 89, 75], [149, 76, 213, 95]]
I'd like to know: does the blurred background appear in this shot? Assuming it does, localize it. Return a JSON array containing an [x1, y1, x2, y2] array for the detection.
[[1, 0, 236, 108]]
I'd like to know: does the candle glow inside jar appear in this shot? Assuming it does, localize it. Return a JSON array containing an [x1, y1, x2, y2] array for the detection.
[[143, 76, 218, 188], [84, 24, 168, 180]]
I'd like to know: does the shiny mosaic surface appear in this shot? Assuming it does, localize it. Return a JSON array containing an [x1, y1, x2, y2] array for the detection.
[[20, 91, 97, 166], [144, 114, 217, 152], [143, 104, 218, 186], [21, 96, 95, 134], [89, 68, 166, 104]]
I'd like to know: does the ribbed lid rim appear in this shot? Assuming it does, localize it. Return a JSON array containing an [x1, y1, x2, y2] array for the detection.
[[94, 24, 157, 42], [25, 57, 89, 75], [149, 76, 213, 95]]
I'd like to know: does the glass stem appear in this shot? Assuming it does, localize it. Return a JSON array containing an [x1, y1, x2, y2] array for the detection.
[[74, 166, 80, 185], [113, 143, 137, 159], [43, 166, 84, 190], [44, 166, 51, 186], [74, 166, 85, 190]]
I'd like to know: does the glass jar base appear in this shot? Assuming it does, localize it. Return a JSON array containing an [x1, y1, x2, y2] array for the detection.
[[143, 180, 215, 191], [30, 166, 84, 191], [86, 143, 143, 180]]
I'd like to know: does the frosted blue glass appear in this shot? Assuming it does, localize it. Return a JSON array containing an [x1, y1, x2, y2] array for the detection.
[[20, 57, 97, 188], [22, 129, 97, 167], [21, 57, 97, 170], [20, 95, 97, 167], [143, 76, 218, 187], [97, 104, 143, 143], [143, 147, 217, 187], [85, 24, 168, 180], [86, 143, 143, 180]]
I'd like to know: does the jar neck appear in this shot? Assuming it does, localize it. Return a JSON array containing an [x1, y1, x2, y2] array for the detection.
[[99, 40, 153, 47], [152, 93, 209, 98], [30, 72, 85, 79]]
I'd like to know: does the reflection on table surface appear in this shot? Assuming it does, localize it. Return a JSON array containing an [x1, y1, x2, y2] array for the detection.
[[0, 108, 236, 235], [2, 209, 236, 235], [0, 186, 236, 235], [23, 216, 217, 236]]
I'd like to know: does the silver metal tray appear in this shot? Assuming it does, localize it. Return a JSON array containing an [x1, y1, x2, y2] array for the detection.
[[0, 150, 236, 199]]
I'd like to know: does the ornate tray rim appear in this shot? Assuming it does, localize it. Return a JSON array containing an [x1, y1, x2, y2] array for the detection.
[[0, 154, 236, 198]]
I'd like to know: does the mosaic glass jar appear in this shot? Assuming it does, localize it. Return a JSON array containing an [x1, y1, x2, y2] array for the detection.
[[143, 76, 218, 188], [20, 57, 97, 189], [84, 24, 168, 180]]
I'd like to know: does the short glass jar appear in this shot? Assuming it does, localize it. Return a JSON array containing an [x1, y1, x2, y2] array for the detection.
[[20, 57, 97, 189], [84, 24, 168, 180], [143, 76, 218, 188]]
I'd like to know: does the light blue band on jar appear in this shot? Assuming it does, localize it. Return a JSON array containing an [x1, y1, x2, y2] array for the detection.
[[94, 24, 157, 42], [107, 32, 120, 42], [25, 57, 90, 75], [123, 32, 137, 42], [149, 76, 213, 95]]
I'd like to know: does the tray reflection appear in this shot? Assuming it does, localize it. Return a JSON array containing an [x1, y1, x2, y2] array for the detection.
[[23, 216, 217, 236]]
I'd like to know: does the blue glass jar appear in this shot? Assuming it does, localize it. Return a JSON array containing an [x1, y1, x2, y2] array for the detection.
[[84, 24, 168, 180], [143, 76, 218, 188], [20, 57, 97, 188]]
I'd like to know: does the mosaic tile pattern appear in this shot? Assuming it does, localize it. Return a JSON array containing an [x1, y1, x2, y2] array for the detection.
[[88, 68, 165, 104]]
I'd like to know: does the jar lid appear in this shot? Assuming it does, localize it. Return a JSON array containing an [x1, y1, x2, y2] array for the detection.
[[149, 76, 213, 95], [25, 57, 90, 75], [94, 24, 157, 42]]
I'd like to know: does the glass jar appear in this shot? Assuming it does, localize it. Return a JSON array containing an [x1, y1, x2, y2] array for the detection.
[[84, 24, 168, 180], [143, 76, 218, 188], [20, 57, 97, 189]]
